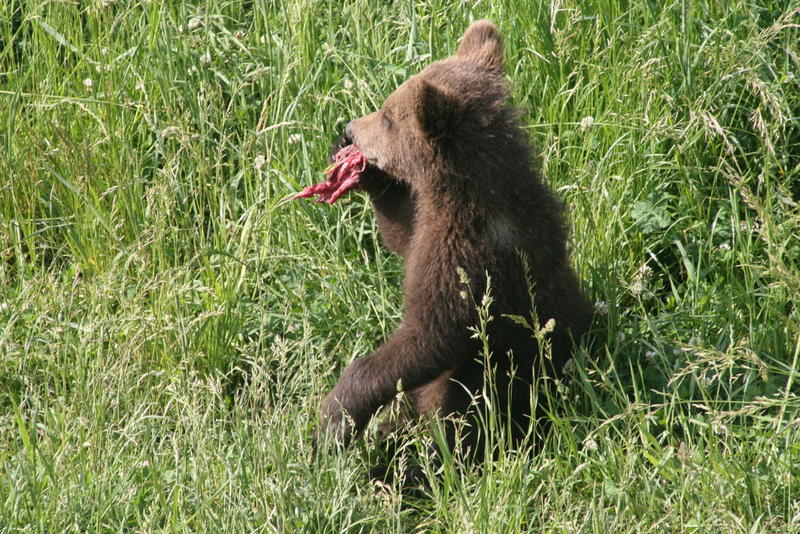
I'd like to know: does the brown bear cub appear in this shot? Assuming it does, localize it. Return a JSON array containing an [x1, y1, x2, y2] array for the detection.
[[319, 21, 590, 469]]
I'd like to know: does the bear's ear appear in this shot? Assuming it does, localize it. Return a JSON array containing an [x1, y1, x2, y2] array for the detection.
[[457, 20, 504, 75], [414, 79, 464, 142]]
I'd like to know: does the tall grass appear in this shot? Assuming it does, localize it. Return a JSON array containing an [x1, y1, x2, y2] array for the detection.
[[1, 0, 799, 532]]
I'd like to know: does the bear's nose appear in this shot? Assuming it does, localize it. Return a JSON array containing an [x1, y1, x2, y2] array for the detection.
[[344, 121, 355, 144]]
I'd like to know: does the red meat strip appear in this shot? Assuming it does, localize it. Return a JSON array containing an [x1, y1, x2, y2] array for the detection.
[[293, 145, 367, 204]]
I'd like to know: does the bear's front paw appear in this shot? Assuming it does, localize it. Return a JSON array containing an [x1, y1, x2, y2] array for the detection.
[[317, 392, 356, 449]]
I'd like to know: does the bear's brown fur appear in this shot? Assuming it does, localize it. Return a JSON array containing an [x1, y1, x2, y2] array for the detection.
[[320, 21, 590, 458]]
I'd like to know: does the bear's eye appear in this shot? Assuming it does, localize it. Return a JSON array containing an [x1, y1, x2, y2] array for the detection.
[[381, 111, 394, 130]]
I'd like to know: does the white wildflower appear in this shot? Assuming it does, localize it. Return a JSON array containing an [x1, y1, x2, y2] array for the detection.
[[630, 280, 645, 296], [288, 133, 303, 144], [717, 242, 731, 251], [593, 300, 609, 316], [343, 78, 354, 90], [580, 115, 594, 132], [83, 78, 94, 92], [254, 154, 266, 171], [645, 350, 657, 362], [583, 438, 598, 451]]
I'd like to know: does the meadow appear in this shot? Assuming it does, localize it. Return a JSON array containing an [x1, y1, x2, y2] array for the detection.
[[1, 0, 799, 532]]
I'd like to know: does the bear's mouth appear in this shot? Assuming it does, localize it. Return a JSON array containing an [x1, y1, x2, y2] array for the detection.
[[329, 133, 354, 163], [330, 133, 391, 178]]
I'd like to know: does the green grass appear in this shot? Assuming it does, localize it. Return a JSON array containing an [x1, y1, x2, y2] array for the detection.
[[1, 0, 799, 531]]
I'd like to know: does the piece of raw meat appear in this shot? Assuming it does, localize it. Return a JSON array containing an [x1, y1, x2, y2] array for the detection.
[[293, 145, 367, 204]]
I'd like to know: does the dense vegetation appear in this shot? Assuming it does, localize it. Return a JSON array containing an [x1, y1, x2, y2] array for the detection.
[[1, 1, 799, 531]]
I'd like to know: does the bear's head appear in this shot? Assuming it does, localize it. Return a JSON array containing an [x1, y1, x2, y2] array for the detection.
[[341, 21, 515, 192]]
